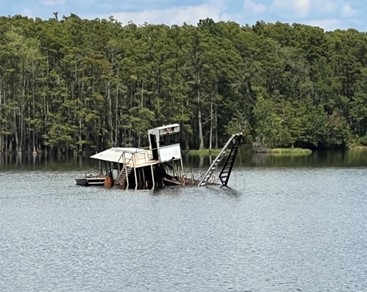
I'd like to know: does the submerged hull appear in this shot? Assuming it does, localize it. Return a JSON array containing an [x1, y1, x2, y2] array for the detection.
[[75, 176, 106, 186]]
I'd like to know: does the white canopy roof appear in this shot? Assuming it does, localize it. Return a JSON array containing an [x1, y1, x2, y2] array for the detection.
[[90, 147, 142, 163], [147, 123, 179, 136]]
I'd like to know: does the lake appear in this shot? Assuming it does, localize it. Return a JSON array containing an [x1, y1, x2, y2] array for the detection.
[[1, 151, 367, 291]]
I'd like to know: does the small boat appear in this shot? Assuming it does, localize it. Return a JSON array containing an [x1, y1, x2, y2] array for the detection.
[[75, 173, 107, 186]]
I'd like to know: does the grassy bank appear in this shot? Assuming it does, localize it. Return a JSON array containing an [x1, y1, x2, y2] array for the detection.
[[348, 145, 367, 151], [187, 147, 313, 156], [268, 148, 312, 155], [186, 149, 221, 156]]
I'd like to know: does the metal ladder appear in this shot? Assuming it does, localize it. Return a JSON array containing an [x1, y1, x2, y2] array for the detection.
[[219, 135, 241, 186], [197, 133, 242, 187], [114, 167, 133, 188], [114, 152, 134, 188]]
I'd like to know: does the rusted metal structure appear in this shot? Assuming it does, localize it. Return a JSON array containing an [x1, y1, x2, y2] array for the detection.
[[76, 124, 243, 190], [197, 133, 243, 187], [76, 124, 185, 190]]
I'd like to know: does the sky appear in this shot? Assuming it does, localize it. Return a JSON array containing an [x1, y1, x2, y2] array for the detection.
[[0, 0, 366, 32]]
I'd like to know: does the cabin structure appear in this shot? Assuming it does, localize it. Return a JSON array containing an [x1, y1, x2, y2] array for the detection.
[[84, 124, 185, 190], [76, 123, 243, 190]]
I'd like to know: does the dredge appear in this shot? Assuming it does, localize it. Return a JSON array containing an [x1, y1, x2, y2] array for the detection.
[[75, 124, 242, 189]]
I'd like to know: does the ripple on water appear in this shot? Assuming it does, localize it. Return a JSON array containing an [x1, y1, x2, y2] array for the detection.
[[1, 168, 367, 291]]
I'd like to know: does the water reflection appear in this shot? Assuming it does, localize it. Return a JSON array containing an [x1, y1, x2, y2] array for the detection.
[[0, 160, 367, 292], [1, 149, 367, 171], [184, 150, 367, 169], [0, 153, 99, 171], [2, 167, 367, 291]]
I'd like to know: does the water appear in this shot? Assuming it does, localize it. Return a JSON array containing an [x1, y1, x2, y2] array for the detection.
[[1, 154, 367, 291]]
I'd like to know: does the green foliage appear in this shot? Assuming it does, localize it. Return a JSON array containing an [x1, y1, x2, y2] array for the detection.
[[225, 111, 252, 143], [358, 136, 367, 146], [325, 110, 350, 147], [269, 148, 312, 155], [0, 15, 366, 154]]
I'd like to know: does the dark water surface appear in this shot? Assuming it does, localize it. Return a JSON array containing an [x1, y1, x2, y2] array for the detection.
[[1, 152, 367, 291]]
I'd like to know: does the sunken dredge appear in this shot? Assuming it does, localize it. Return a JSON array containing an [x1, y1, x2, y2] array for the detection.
[[76, 124, 243, 190]]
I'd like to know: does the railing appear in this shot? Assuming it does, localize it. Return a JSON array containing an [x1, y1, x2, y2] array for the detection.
[[197, 133, 242, 187], [132, 149, 153, 165], [116, 149, 152, 166]]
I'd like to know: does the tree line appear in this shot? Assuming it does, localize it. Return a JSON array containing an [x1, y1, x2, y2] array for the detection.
[[1, 14, 367, 156]]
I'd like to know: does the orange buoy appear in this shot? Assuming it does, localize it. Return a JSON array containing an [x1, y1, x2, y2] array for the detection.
[[104, 176, 112, 188]]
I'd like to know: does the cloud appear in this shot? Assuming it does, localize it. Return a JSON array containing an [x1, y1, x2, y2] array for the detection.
[[303, 17, 355, 31], [269, 0, 359, 20], [271, 0, 310, 18], [341, 2, 357, 17], [294, 0, 310, 16], [317, 1, 337, 14], [44, 0, 64, 6], [88, 0, 228, 25], [33, 0, 363, 32], [262, 0, 362, 30], [309, 0, 358, 18], [22, 8, 35, 18], [304, 18, 339, 29], [243, 0, 266, 14]]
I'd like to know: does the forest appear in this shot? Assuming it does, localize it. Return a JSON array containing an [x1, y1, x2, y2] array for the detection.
[[1, 14, 367, 156]]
